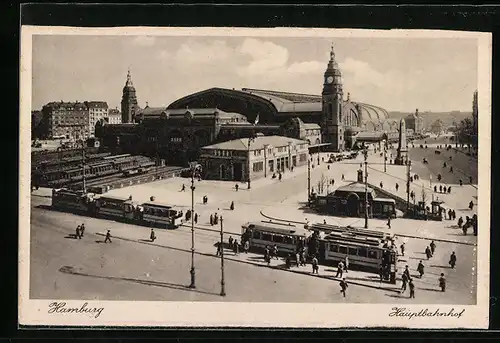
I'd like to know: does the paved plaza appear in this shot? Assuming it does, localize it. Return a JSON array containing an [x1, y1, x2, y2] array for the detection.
[[29, 141, 478, 304]]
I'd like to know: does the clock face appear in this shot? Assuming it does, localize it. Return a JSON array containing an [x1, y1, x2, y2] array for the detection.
[[326, 76, 334, 84]]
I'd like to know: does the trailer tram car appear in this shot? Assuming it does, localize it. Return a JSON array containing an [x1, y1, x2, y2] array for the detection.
[[94, 195, 139, 222], [320, 232, 397, 283], [138, 201, 184, 229], [241, 221, 312, 255], [51, 188, 96, 214]]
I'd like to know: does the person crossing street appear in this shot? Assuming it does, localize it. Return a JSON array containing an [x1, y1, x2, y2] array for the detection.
[[340, 278, 348, 297], [104, 230, 112, 243]]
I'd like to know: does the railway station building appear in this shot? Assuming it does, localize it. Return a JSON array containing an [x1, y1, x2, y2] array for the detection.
[[96, 46, 399, 166], [199, 135, 309, 182]]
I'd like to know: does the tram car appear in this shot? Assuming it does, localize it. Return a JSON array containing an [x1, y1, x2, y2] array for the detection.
[[319, 232, 397, 283], [309, 223, 394, 241], [137, 201, 184, 229], [94, 195, 140, 221], [371, 198, 397, 219], [51, 188, 96, 214], [241, 221, 312, 255]]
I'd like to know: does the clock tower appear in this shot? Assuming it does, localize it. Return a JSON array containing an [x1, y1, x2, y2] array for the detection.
[[121, 68, 139, 124], [322, 45, 344, 152]]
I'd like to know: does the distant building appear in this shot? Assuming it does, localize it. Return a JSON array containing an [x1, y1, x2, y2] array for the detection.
[[105, 108, 122, 125], [85, 101, 109, 137], [405, 108, 424, 134], [121, 69, 139, 124], [430, 119, 444, 135], [199, 135, 309, 182], [31, 110, 43, 139], [41, 101, 90, 140]]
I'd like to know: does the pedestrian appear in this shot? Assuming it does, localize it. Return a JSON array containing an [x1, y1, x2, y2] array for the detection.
[[458, 216, 464, 228], [235, 184, 239, 191], [401, 271, 408, 292], [459, 179, 463, 186], [403, 265, 410, 280], [400, 242, 405, 257], [336, 261, 344, 278], [228, 236, 234, 249], [300, 249, 307, 266], [233, 240, 239, 255], [448, 209, 452, 220], [75, 225, 81, 239], [230, 201, 234, 211], [312, 255, 319, 274], [104, 230, 112, 243], [342, 174, 345, 181], [285, 254, 292, 269], [243, 240, 250, 254], [216, 242, 221, 257], [279, 173, 282, 181], [80, 223, 85, 237], [469, 200, 474, 211], [264, 246, 271, 265], [425, 246, 432, 259], [439, 273, 446, 292], [417, 260, 425, 278], [150, 229, 156, 242], [295, 252, 300, 267], [452, 210, 456, 220], [214, 213, 219, 225], [409, 278, 416, 298], [430, 240, 436, 255], [194, 213, 198, 224], [449, 251, 457, 269], [210, 214, 214, 226], [395, 183, 399, 191], [273, 244, 279, 259], [181, 184, 186, 192], [344, 255, 349, 273], [387, 216, 391, 229], [340, 278, 348, 297], [380, 181, 384, 189]]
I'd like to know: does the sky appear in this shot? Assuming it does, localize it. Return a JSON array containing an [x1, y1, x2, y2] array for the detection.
[[31, 34, 478, 112]]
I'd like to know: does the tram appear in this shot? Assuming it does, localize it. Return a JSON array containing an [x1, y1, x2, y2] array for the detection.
[[94, 195, 139, 221], [51, 188, 96, 214], [138, 201, 184, 229], [241, 221, 313, 255]]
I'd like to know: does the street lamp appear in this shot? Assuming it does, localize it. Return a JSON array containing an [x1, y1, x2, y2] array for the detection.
[[220, 216, 226, 296], [189, 162, 202, 289], [247, 136, 256, 189], [363, 147, 369, 229]]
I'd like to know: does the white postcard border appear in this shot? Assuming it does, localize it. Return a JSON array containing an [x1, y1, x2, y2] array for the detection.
[[19, 26, 492, 329]]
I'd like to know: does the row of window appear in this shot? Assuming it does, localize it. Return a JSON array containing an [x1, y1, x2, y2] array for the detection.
[[305, 129, 321, 135], [251, 230, 297, 245], [328, 243, 380, 259], [252, 161, 264, 172]]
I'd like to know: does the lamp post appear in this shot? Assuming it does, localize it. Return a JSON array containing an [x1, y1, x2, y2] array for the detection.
[[364, 147, 369, 229], [307, 158, 311, 205], [220, 216, 226, 296], [247, 136, 255, 189], [383, 139, 387, 173], [189, 163, 201, 289]]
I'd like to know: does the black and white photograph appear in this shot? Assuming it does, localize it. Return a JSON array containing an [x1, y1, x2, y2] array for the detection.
[[19, 27, 491, 328]]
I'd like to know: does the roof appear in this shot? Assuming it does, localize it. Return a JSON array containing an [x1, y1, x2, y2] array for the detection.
[[335, 182, 375, 194], [202, 135, 309, 151], [44, 101, 88, 111], [139, 106, 247, 119], [85, 101, 108, 109], [355, 131, 387, 141]]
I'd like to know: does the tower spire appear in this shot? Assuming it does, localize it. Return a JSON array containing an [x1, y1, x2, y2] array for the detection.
[[126, 68, 133, 87], [330, 43, 335, 61]]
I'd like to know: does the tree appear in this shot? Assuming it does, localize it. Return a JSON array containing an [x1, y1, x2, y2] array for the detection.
[[456, 117, 477, 152]]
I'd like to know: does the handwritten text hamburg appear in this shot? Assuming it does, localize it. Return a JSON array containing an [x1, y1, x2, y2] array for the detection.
[[48, 302, 104, 319]]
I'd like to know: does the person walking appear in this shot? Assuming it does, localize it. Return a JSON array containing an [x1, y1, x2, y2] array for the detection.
[[150, 229, 156, 242], [264, 246, 271, 265], [243, 240, 250, 254], [430, 240, 436, 255], [104, 230, 112, 243], [439, 273, 446, 292], [395, 183, 399, 192], [344, 256, 349, 273], [387, 216, 392, 229], [336, 261, 344, 278], [285, 254, 292, 269], [401, 272, 408, 293], [235, 184, 239, 191], [425, 246, 432, 259], [449, 251, 457, 269], [469, 200, 474, 211], [181, 184, 186, 192], [194, 213, 198, 224], [312, 255, 319, 274], [75, 225, 82, 239], [380, 181, 384, 189], [409, 279, 416, 298], [417, 260, 425, 278], [80, 223, 85, 237], [342, 174, 345, 181], [272, 244, 279, 259], [228, 236, 234, 250], [209, 214, 214, 226], [233, 240, 239, 255], [216, 242, 222, 257], [230, 201, 234, 211], [458, 216, 464, 228], [400, 242, 405, 257], [295, 252, 300, 267], [340, 278, 348, 297], [403, 265, 411, 281]]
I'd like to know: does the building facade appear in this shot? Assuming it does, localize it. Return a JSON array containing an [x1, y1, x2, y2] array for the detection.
[[86, 101, 109, 137], [41, 101, 90, 139], [105, 108, 122, 125], [405, 108, 424, 134], [121, 69, 139, 124], [199, 135, 309, 182]]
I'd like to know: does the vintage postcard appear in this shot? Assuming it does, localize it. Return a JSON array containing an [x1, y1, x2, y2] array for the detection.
[[19, 26, 491, 328]]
